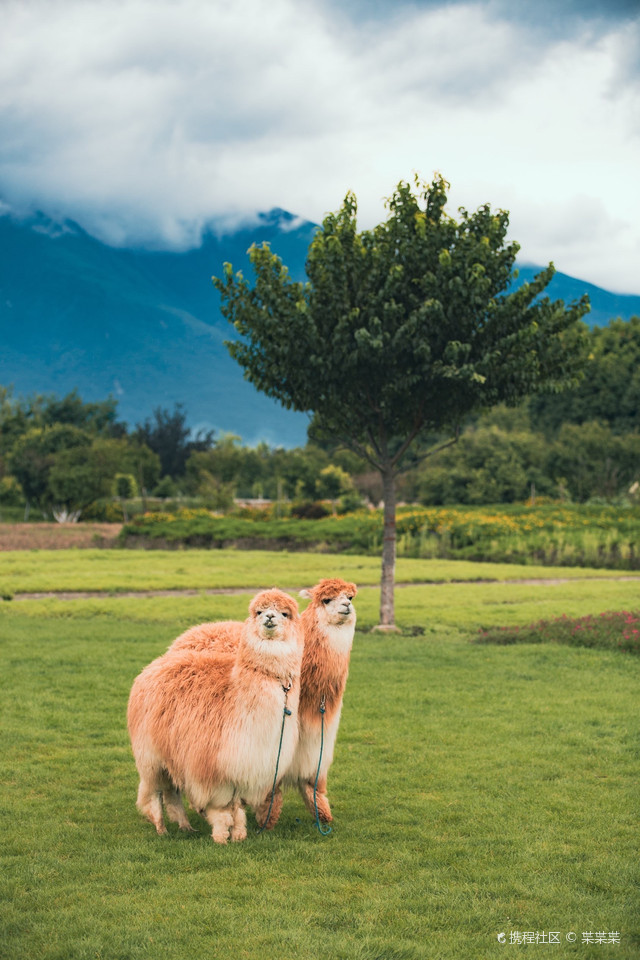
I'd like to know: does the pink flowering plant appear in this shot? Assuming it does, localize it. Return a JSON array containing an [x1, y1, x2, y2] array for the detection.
[[476, 610, 640, 654]]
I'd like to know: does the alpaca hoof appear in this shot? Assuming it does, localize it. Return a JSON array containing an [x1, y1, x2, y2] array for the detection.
[[254, 789, 283, 831], [255, 812, 275, 830], [301, 782, 333, 824], [312, 795, 333, 823], [179, 823, 196, 832]]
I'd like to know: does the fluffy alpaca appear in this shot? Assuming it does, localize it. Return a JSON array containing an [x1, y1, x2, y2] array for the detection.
[[169, 619, 243, 655], [163, 578, 358, 828], [127, 589, 302, 843], [282, 578, 357, 825]]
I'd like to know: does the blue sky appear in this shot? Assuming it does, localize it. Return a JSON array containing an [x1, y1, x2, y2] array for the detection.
[[1, 0, 639, 293]]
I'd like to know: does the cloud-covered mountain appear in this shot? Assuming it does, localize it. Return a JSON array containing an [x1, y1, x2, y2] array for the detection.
[[2, 0, 639, 294], [1, 209, 639, 448], [0, 209, 316, 446]]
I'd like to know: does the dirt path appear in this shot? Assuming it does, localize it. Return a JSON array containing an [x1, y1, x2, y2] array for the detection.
[[7, 575, 640, 602]]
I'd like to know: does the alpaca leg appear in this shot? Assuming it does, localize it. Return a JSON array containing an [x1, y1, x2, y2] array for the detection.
[[254, 786, 283, 830], [163, 784, 194, 832], [300, 777, 333, 823], [204, 804, 235, 844], [136, 778, 167, 835], [230, 802, 247, 843]]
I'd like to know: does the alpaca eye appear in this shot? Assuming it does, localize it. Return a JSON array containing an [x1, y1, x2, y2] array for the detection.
[[322, 598, 331, 604], [282, 612, 289, 618], [347, 596, 353, 601], [256, 611, 262, 616]]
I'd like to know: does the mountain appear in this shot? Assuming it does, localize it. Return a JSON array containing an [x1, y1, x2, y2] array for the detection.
[[514, 264, 640, 329], [0, 209, 315, 446], [1, 210, 639, 447]]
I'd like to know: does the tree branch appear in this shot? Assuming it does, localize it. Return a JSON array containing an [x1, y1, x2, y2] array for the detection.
[[390, 420, 424, 469], [366, 424, 383, 462], [331, 432, 382, 472], [404, 426, 461, 468]]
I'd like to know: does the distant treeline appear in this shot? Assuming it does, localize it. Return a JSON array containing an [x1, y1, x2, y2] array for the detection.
[[0, 317, 639, 519]]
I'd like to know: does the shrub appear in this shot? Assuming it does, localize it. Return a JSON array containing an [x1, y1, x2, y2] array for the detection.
[[119, 503, 640, 570], [475, 610, 640, 655], [290, 501, 330, 520]]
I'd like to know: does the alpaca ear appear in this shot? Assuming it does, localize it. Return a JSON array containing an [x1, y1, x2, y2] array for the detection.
[[299, 588, 313, 599]]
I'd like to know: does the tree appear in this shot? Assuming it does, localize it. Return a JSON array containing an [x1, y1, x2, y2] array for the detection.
[[135, 403, 215, 478], [317, 464, 355, 513], [0, 387, 125, 454], [9, 432, 159, 522], [411, 413, 557, 505], [7, 424, 92, 518], [214, 175, 590, 628], [114, 474, 138, 521], [0, 386, 30, 457], [530, 317, 640, 435], [48, 446, 108, 519], [547, 422, 640, 501], [35, 389, 125, 436]]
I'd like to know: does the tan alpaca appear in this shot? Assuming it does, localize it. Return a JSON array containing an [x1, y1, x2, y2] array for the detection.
[[282, 578, 357, 825], [170, 619, 243, 655], [163, 578, 357, 828], [127, 589, 302, 844]]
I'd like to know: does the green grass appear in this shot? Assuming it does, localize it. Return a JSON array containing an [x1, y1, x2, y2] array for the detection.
[[1, 554, 639, 959], [0, 547, 635, 597]]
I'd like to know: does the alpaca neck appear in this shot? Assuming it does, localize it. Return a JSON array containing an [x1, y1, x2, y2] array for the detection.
[[236, 634, 300, 684]]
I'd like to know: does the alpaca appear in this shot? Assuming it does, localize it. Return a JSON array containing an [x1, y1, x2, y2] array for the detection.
[[163, 577, 358, 828], [169, 619, 243, 655], [127, 589, 302, 843], [281, 578, 357, 826]]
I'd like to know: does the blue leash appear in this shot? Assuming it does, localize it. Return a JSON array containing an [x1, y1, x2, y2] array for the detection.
[[256, 679, 292, 835], [313, 695, 332, 836]]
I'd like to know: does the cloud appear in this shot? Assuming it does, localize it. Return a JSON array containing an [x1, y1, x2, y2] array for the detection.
[[1, 0, 639, 292], [511, 195, 638, 294]]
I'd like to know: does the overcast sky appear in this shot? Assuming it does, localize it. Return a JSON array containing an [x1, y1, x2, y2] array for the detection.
[[1, 0, 639, 293]]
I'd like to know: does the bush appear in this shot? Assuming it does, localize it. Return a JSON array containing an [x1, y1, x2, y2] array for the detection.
[[0, 475, 24, 507], [475, 611, 640, 655], [290, 501, 330, 519], [82, 499, 135, 522], [338, 490, 366, 514], [152, 476, 179, 498], [118, 503, 640, 570]]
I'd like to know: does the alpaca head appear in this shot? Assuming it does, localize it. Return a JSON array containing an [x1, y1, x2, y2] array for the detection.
[[300, 578, 357, 628], [247, 588, 300, 643]]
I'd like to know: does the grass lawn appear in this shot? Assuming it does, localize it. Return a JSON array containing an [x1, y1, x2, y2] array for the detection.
[[0, 547, 636, 596], [1, 553, 638, 959]]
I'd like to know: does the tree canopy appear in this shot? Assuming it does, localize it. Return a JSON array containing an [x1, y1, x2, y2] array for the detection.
[[214, 174, 591, 626], [134, 403, 215, 479], [530, 316, 640, 435]]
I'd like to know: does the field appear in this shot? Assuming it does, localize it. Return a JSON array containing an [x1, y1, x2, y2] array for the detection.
[[0, 523, 122, 552], [1, 548, 639, 959], [119, 503, 640, 571]]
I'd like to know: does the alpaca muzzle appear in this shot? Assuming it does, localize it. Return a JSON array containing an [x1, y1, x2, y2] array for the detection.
[[262, 613, 279, 636]]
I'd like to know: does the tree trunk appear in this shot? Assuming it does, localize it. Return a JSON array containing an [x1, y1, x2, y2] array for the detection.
[[379, 466, 397, 627], [137, 461, 147, 513]]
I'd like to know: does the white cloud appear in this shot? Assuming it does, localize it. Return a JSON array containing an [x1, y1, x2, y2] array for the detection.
[[0, 0, 639, 292]]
